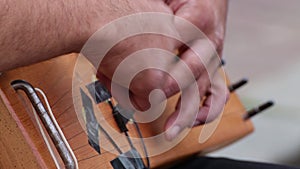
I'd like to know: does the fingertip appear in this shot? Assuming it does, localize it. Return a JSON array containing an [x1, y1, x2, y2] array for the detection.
[[164, 108, 181, 141], [165, 125, 181, 141], [164, 111, 177, 130], [196, 106, 210, 124]]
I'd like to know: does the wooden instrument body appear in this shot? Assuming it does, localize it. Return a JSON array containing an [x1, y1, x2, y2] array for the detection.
[[0, 54, 253, 168]]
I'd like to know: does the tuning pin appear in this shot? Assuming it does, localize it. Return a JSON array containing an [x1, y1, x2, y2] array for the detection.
[[221, 59, 226, 66], [243, 101, 274, 120], [219, 59, 226, 67], [228, 78, 248, 92]]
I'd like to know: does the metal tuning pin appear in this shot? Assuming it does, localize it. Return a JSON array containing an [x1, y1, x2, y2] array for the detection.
[[243, 101, 274, 120], [228, 78, 248, 92]]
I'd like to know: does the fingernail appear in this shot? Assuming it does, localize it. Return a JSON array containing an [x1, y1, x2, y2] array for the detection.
[[166, 125, 181, 141]]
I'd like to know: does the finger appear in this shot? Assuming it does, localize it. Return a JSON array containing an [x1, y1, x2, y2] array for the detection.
[[164, 39, 220, 98], [99, 71, 165, 113], [164, 67, 212, 132], [194, 72, 229, 126], [164, 96, 181, 130], [165, 0, 189, 12], [164, 42, 222, 129], [169, 0, 215, 36], [165, 81, 200, 141], [164, 75, 209, 130]]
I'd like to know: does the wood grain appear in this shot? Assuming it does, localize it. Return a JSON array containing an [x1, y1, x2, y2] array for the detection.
[[0, 53, 254, 169], [0, 91, 41, 168]]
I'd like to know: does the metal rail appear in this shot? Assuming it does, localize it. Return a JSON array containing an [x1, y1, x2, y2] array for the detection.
[[11, 80, 76, 169]]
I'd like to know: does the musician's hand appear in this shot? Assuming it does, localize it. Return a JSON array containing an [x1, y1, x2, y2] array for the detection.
[[98, 34, 180, 111], [93, 1, 183, 111], [163, 0, 229, 140], [93, 0, 229, 141], [165, 0, 228, 54]]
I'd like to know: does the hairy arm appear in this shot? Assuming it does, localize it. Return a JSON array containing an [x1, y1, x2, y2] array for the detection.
[[0, 0, 166, 71], [1, 1, 84, 71]]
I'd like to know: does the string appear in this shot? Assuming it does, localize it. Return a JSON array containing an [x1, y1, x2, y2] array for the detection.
[[55, 104, 74, 119], [60, 119, 80, 129], [76, 143, 145, 162], [97, 123, 123, 154], [59, 108, 246, 135], [35, 88, 79, 169], [102, 99, 150, 168], [132, 118, 150, 169], [51, 89, 71, 106], [44, 86, 244, 168], [124, 131, 134, 150]]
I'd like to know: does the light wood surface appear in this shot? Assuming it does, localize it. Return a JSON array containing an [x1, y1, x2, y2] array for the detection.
[[0, 53, 253, 168], [0, 94, 41, 168]]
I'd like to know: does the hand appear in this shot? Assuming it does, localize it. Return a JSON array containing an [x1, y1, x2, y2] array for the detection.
[[87, 0, 228, 141], [91, 1, 181, 111], [166, 0, 228, 54], [163, 0, 229, 140]]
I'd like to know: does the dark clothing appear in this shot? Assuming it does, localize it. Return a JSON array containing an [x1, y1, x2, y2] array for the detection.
[[171, 156, 300, 169]]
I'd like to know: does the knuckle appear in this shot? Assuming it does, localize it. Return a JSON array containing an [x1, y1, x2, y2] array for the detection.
[[130, 69, 166, 94], [164, 78, 180, 97]]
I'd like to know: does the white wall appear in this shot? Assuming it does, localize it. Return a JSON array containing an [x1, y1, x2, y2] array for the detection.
[[209, 0, 300, 167]]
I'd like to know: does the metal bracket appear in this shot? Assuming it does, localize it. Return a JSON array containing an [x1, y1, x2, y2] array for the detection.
[[11, 80, 76, 169]]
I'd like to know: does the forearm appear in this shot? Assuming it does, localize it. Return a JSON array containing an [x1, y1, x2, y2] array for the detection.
[[1, 0, 79, 71], [0, 0, 148, 72]]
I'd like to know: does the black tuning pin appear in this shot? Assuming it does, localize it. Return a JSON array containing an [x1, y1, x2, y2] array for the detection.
[[107, 99, 129, 133], [221, 59, 226, 66], [219, 59, 226, 67], [243, 101, 274, 120], [228, 78, 248, 92]]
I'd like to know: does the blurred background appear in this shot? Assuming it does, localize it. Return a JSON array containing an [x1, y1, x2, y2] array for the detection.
[[209, 0, 300, 167]]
